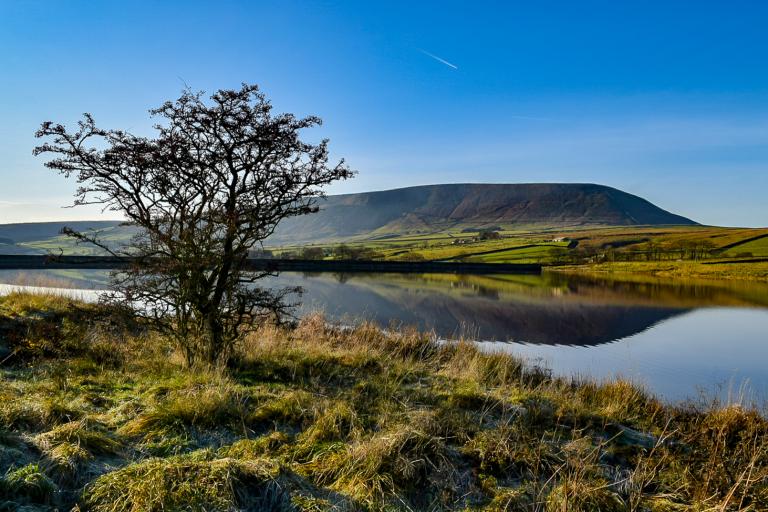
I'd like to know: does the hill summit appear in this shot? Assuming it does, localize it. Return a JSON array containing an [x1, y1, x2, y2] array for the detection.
[[0, 183, 698, 250], [271, 183, 697, 243]]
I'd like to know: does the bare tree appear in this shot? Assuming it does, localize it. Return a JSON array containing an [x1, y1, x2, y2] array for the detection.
[[34, 84, 354, 366]]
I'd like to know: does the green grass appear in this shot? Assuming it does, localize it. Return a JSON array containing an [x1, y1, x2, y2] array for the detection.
[[469, 244, 566, 263], [553, 260, 768, 282], [2, 292, 768, 510], [269, 225, 768, 270], [16, 226, 132, 256], [6, 223, 768, 271], [724, 235, 768, 257]]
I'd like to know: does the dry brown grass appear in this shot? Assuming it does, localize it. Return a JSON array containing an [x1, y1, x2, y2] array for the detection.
[[2, 293, 768, 511]]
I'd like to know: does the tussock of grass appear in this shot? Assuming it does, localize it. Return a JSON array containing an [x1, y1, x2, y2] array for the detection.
[[248, 389, 319, 427], [36, 419, 122, 456], [294, 401, 361, 459], [83, 450, 287, 512], [0, 389, 36, 430], [568, 379, 664, 424], [219, 431, 292, 459], [45, 441, 93, 476], [1, 290, 76, 317], [0, 389, 86, 432], [441, 341, 550, 388], [2, 463, 58, 505], [2, 292, 768, 511], [313, 424, 454, 507], [120, 378, 250, 437], [32, 420, 121, 486]]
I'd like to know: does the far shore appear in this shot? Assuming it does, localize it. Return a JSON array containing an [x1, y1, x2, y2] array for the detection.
[[548, 260, 768, 283]]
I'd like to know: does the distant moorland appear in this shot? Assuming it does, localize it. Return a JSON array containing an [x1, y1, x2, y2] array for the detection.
[[2, 183, 767, 281]]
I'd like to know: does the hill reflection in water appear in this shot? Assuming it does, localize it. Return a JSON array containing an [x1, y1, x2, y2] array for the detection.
[[2, 269, 768, 401], [276, 271, 768, 347], [280, 271, 768, 401]]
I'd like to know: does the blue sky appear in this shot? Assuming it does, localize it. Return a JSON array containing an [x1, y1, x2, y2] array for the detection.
[[1, 1, 767, 226]]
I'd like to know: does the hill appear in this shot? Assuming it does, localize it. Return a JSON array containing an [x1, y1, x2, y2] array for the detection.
[[0, 221, 122, 243], [0, 221, 125, 255], [271, 183, 697, 243], [0, 183, 697, 252]]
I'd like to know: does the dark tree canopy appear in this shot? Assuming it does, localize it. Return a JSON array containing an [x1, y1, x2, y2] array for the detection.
[[34, 83, 354, 366]]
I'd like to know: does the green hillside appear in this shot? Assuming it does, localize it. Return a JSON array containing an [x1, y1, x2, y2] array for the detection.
[[723, 234, 768, 257], [270, 183, 698, 244], [0, 222, 129, 255]]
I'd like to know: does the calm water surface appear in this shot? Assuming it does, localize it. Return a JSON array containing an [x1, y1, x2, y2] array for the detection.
[[2, 269, 767, 403]]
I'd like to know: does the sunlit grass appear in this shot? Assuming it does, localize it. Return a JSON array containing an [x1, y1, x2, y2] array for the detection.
[[2, 292, 768, 510], [725, 235, 768, 258], [554, 260, 768, 282]]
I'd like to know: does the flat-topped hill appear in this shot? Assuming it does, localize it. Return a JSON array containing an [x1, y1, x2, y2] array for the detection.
[[0, 184, 697, 249], [271, 183, 697, 243]]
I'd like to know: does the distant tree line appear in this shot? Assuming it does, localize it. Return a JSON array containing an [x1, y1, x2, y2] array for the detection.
[[275, 244, 385, 261]]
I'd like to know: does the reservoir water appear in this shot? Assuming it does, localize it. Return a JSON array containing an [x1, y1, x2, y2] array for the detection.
[[2, 269, 767, 403]]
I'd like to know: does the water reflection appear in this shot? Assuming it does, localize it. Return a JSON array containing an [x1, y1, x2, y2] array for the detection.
[[2, 269, 768, 402], [273, 271, 768, 401], [279, 276, 687, 346], [274, 272, 768, 347]]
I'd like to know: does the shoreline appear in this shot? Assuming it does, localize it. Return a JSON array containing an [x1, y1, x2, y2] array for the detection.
[[0, 254, 542, 275], [547, 260, 768, 283]]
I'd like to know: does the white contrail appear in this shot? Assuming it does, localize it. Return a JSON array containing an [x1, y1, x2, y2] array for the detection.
[[418, 48, 458, 70]]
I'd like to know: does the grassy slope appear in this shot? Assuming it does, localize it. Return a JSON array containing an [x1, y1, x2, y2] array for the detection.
[[5, 223, 768, 284], [273, 225, 768, 277], [1, 293, 768, 511], [724, 235, 768, 257], [279, 225, 768, 256], [552, 261, 768, 283], [5, 222, 768, 266], [17, 226, 131, 256]]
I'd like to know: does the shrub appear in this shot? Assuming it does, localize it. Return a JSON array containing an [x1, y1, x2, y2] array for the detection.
[[248, 390, 318, 427]]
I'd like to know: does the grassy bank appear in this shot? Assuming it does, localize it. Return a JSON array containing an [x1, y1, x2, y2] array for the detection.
[[551, 260, 768, 283], [1, 293, 767, 511]]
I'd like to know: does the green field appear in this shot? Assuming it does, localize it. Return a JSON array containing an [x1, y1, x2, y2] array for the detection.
[[15, 225, 131, 256], [723, 235, 768, 257], [552, 260, 768, 283], [5, 223, 768, 280], [272, 225, 768, 265]]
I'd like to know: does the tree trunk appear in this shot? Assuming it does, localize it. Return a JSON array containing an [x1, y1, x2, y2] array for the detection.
[[204, 313, 226, 367]]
